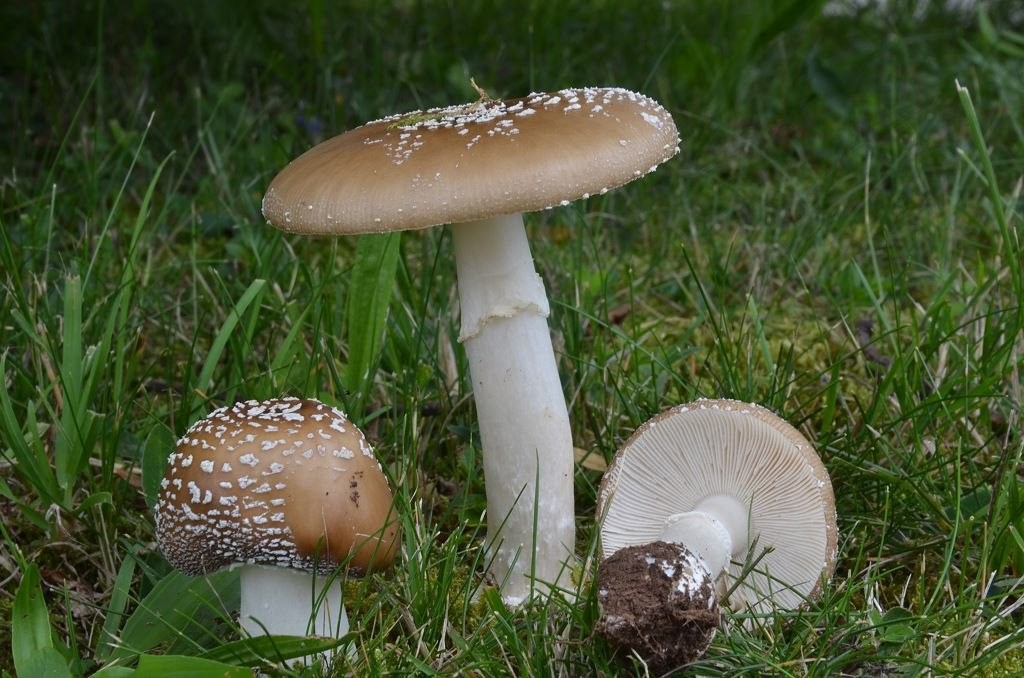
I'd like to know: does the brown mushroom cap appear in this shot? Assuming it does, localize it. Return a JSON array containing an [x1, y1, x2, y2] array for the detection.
[[155, 397, 400, 576], [262, 86, 679, 235], [598, 399, 837, 614]]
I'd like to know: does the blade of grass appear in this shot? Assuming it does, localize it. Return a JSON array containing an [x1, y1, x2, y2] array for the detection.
[[268, 302, 312, 388], [345, 232, 401, 414], [109, 152, 173, 409], [955, 80, 1022, 311], [141, 423, 177, 508], [0, 373, 60, 505], [95, 552, 137, 661], [199, 635, 345, 665], [11, 649, 70, 678], [82, 113, 155, 291], [90, 667, 137, 678], [109, 569, 240, 661], [12, 564, 70, 677], [52, 274, 99, 501], [752, 0, 829, 51], [190, 278, 268, 417], [136, 655, 251, 676]]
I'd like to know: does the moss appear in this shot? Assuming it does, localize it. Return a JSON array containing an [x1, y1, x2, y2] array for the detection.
[[0, 594, 13, 673], [340, 562, 491, 635], [386, 111, 446, 129], [984, 649, 1024, 676]]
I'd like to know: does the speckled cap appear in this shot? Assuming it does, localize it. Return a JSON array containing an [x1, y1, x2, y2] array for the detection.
[[155, 397, 400, 576], [598, 399, 837, 614], [262, 86, 679, 235]]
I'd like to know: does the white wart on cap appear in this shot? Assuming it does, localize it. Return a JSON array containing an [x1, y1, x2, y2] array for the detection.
[[261, 86, 679, 234], [598, 399, 837, 614], [155, 397, 399, 576]]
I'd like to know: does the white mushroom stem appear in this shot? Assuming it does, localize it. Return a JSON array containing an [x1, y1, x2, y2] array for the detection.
[[659, 494, 751, 578], [240, 566, 349, 640], [451, 213, 575, 605]]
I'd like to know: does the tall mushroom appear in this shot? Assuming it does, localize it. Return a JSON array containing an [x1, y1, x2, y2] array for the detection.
[[155, 397, 400, 643], [262, 86, 678, 604], [596, 399, 837, 670]]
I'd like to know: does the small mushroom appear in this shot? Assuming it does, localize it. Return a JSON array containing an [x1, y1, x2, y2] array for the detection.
[[154, 397, 400, 642], [596, 399, 837, 670], [262, 86, 679, 604]]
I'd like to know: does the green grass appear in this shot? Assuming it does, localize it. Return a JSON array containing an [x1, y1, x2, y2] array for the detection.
[[1, 0, 1022, 674]]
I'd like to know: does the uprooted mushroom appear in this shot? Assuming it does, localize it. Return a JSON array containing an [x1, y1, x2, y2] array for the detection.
[[596, 399, 837, 671]]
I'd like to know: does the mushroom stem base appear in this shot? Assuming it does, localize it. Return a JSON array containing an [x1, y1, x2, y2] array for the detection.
[[240, 565, 349, 641], [661, 512, 732, 578], [661, 494, 750, 578]]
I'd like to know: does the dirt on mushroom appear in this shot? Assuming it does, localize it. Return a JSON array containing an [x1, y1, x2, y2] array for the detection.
[[597, 540, 720, 673]]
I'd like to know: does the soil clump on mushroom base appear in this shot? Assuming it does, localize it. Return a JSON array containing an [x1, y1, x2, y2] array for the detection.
[[597, 540, 720, 673]]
